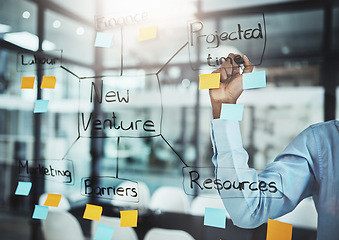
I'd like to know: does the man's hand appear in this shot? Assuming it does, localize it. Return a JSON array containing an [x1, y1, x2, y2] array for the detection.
[[209, 53, 253, 119]]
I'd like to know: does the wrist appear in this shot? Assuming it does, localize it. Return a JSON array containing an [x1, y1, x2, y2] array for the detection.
[[210, 98, 237, 105], [211, 102, 221, 119]]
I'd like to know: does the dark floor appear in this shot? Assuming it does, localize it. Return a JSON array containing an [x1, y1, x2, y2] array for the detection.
[[0, 209, 31, 240], [0, 207, 317, 240]]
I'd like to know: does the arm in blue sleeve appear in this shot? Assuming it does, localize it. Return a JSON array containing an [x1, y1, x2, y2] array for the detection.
[[210, 119, 317, 228]]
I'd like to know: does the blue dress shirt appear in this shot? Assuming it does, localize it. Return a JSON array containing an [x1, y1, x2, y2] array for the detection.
[[210, 119, 339, 240]]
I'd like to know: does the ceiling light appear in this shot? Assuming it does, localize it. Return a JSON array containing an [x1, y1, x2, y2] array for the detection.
[[22, 11, 31, 19], [281, 46, 290, 55], [0, 23, 11, 33], [4, 31, 38, 51], [181, 79, 191, 88], [42, 40, 56, 51], [53, 20, 61, 29], [76, 27, 85, 35]]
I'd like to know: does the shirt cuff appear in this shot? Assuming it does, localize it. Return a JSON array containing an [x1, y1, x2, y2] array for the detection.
[[211, 119, 244, 152]]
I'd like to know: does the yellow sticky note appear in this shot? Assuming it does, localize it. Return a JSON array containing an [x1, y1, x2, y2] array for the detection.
[[120, 210, 138, 227], [199, 73, 220, 89], [41, 76, 56, 89], [266, 219, 293, 240], [43, 193, 62, 207], [83, 204, 103, 221], [21, 76, 35, 89], [139, 25, 157, 41]]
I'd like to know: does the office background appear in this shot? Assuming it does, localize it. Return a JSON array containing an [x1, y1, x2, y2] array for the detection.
[[0, 0, 338, 239]]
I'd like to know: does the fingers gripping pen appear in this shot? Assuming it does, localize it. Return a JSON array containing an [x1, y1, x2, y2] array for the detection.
[[234, 55, 245, 71]]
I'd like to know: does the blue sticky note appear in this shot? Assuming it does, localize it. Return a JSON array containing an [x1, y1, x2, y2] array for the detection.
[[220, 104, 244, 120], [95, 224, 114, 240], [32, 205, 49, 220], [33, 100, 49, 113], [94, 32, 113, 48], [243, 71, 266, 90], [15, 181, 32, 196], [204, 207, 227, 229]]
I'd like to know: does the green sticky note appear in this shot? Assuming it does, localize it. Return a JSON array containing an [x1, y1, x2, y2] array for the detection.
[[204, 207, 226, 229], [220, 104, 244, 120], [15, 181, 32, 196], [95, 224, 114, 240], [33, 100, 49, 113], [243, 71, 266, 90], [94, 32, 113, 48], [32, 205, 49, 220]]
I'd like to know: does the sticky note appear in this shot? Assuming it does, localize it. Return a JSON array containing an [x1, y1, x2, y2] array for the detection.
[[83, 204, 103, 221], [204, 207, 227, 229], [243, 71, 266, 90], [94, 32, 113, 48], [220, 104, 244, 120], [266, 219, 293, 240], [32, 205, 49, 220], [33, 100, 49, 113], [15, 181, 32, 196], [199, 73, 220, 89], [95, 224, 114, 240], [138, 25, 157, 41], [21, 76, 35, 89], [41, 76, 56, 89], [120, 210, 138, 227], [43, 193, 62, 207]]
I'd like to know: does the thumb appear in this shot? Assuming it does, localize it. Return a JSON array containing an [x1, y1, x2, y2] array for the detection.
[[242, 55, 254, 74]]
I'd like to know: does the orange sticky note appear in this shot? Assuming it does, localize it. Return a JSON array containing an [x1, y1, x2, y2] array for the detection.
[[120, 210, 138, 227], [266, 219, 293, 240], [41, 76, 56, 89], [199, 73, 220, 89], [21, 76, 35, 89], [139, 25, 157, 41], [83, 204, 103, 221], [43, 193, 62, 207]]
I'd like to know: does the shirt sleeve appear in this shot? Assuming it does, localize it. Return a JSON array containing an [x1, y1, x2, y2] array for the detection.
[[210, 119, 317, 228]]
